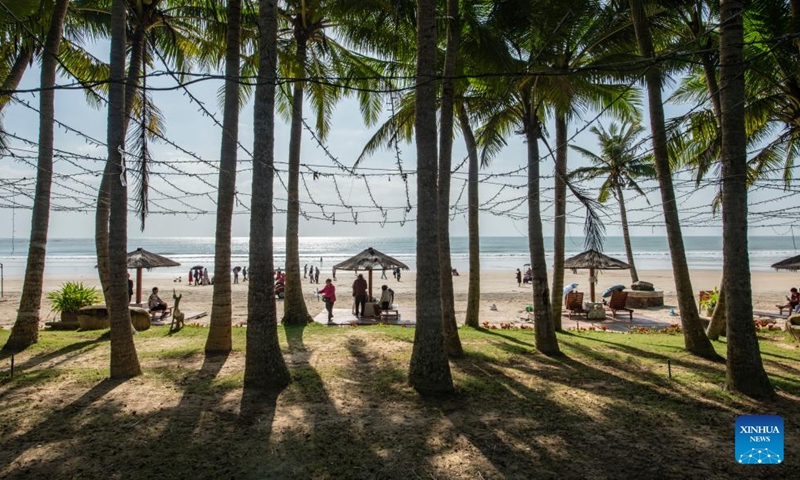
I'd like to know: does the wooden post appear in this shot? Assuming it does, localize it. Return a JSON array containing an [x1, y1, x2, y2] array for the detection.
[[368, 269, 373, 301], [589, 267, 595, 302], [136, 267, 143, 305]]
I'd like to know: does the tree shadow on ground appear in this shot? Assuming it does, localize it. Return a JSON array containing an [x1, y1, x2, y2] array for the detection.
[[0, 331, 108, 367]]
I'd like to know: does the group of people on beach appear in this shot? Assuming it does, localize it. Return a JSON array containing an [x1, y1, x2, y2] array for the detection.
[[304, 264, 321, 283], [515, 268, 533, 286], [316, 274, 396, 324]]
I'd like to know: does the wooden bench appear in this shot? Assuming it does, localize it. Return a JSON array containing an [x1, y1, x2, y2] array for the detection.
[[379, 306, 400, 321]]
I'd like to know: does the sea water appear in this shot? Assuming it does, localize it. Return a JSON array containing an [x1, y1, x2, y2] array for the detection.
[[0, 236, 797, 278]]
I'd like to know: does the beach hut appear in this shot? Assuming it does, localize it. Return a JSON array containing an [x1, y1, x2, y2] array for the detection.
[[127, 248, 181, 306], [771, 254, 800, 271], [333, 247, 409, 301], [563, 249, 630, 302]]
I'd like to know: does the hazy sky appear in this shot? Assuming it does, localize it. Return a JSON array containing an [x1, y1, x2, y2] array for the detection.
[[1, 39, 796, 243]]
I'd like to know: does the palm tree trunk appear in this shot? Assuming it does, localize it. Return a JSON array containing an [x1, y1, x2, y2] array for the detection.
[[107, 0, 141, 378], [616, 185, 638, 283], [706, 285, 726, 340], [3, 0, 70, 353], [629, 0, 718, 360], [96, 27, 147, 301], [438, 0, 462, 358], [206, 0, 242, 354], [0, 43, 34, 113], [244, 0, 291, 390], [550, 113, 567, 330], [408, 0, 453, 395], [526, 116, 560, 355], [282, 39, 312, 326], [719, 0, 773, 398], [460, 102, 480, 329]]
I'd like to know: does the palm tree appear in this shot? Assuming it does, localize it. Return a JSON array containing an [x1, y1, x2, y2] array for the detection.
[[2, 0, 71, 353], [107, 0, 141, 378], [544, 0, 641, 329], [627, 0, 719, 359], [569, 122, 655, 283], [718, 0, 773, 398], [205, 0, 242, 354], [460, 102, 481, 328], [437, 0, 463, 357], [277, 0, 384, 326], [408, 0, 454, 394], [244, 0, 291, 390]]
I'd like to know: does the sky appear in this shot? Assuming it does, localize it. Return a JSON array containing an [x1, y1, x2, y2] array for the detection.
[[1, 37, 796, 243]]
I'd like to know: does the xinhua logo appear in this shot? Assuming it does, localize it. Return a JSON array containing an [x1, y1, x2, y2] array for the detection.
[[735, 415, 784, 464]]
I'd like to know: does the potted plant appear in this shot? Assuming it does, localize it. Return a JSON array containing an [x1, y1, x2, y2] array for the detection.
[[47, 282, 101, 323], [700, 287, 719, 317]]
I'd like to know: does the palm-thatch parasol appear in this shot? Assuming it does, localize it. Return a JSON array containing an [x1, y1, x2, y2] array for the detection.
[[563, 249, 630, 302], [333, 247, 409, 300], [771, 254, 800, 271], [127, 248, 181, 305]]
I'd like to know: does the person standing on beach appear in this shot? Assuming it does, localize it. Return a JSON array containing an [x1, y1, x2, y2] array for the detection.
[[203, 268, 210, 286], [233, 268, 239, 284], [304, 264, 308, 278], [127, 273, 133, 304], [396, 268, 401, 281], [516, 269, 522, 287], [352, 274, 368, 317], [242, 267, 248, 282], [318, 278, 336, 323], [194, 269, 200, 286], [381, 267, 387, 280], [314, 267, 320, 284]]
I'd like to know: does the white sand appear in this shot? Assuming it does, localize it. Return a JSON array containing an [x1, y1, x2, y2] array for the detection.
[[0, 267, 797, 328]]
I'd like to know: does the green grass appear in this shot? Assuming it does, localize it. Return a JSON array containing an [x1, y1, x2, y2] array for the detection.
[[0, 325, 797, 479]]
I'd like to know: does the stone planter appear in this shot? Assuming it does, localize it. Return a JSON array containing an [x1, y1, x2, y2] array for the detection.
[[77, 305, 110, 331], [626, 290, 664, 309], [77, 304, 153, 331]]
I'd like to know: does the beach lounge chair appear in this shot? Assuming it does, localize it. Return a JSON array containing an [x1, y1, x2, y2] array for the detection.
[[565, 291, 587, 319], [606, 290, 633, 321], [787, 316, 800, 342]]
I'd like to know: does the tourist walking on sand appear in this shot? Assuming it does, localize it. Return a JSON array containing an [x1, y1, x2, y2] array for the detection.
[[381, 267, 387, 280], [315, 266, 320, 284], [304, 264, 308, 278], [352, 274, 368, 317], [233, 267, 239, 284], [516, 268, 522, 287], [396, 268, 401, 282], [242, 266, 248, 282], [203, 268, 210, 286], [318, 278, 336, 323]]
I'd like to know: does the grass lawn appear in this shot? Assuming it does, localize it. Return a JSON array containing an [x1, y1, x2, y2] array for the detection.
[[0, 324, 798, 479]]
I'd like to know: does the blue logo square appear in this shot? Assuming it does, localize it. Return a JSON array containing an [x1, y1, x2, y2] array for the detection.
[[735, 415, 783, 464]]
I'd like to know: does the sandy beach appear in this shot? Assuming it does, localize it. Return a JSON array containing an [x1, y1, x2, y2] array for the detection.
[[0, 267, 797, 329]]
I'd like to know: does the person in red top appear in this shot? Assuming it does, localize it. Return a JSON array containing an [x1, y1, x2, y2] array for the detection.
[[352, 273, 368, 317], [782, 287, 800, 314], [318, 278, 337, 323]]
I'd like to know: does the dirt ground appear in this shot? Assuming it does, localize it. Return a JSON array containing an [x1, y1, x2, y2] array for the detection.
[[0, 325, 798, 479]]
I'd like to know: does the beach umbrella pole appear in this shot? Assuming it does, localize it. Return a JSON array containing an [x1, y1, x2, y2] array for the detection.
[[368, 269, 373, 301], [589, 267, 595, 302], [136, 267, 143, 305]]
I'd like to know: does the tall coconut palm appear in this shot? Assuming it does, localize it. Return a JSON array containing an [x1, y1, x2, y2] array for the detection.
[[205, 0, 242, 354], [244, 0, 291, 390], [277, 0, 384, 326], [569, 122, 655, 283], [107, 0, 141, 378], [718, 0, 773, 398], [408, 0, 454, 394], [544, 0, 641, 329], [627, 0, 718, 359], [437, 0, 463, 357], [2, 0, 71, 353]]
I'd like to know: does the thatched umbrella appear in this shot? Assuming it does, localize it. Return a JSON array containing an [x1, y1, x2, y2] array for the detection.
[[127, 248, 181, 305], [771, 254, 800, 271], [333, 247, 409, 300], [563, 249, 630, 302]]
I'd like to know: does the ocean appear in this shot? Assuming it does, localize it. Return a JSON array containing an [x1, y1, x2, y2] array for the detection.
[[0, 236, 797, 279]]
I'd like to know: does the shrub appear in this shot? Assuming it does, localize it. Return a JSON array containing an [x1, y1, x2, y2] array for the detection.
[[47, 282, 101, 314], [700, 287, 720, 314]]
